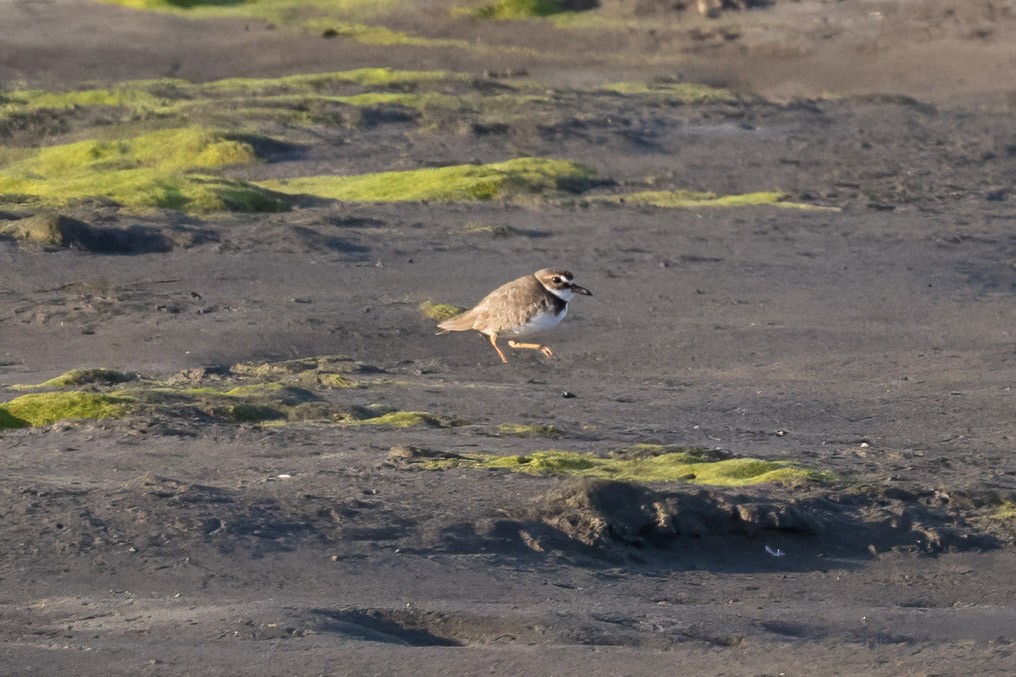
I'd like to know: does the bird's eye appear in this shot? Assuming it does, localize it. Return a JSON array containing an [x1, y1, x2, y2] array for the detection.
[[552, 276, 562, 283]]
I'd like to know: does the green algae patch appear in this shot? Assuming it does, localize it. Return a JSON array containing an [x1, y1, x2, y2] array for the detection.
[[11, 368, 138, 391], [221, 402, 286, 424], [1, 170, 285, 213], [497, 423, 561, 438], [0, 409, 29, 429], [422, 449, 826, 486], [420, 300, 465, 323], [1, 68, 459, 123], [0, 126, 288, 213], [133, 383, 316, 425], [187, 72, 484, 124], [0, 84, 173, 132], [345, 410, 459, 428], [260, 158, 595, 203], [200, 68, 460, 94], [603, 81, 747, 105], [27, 126, 256, 174], [221, 383, 321, 405], [144, 384, 292, 424], [474, 0, 578, 19], [309, 21, 472, 49], [0, 391, 133, 428], [11, 86, 171, 113], [97, 0, 468, 49], [230, 355, 358, 389], [595, 190, 838, 211], [222, 382, 290, 399], [0, 358, 468, 429], [990, 501, 1016, 522], [99, 0, 511, 52]]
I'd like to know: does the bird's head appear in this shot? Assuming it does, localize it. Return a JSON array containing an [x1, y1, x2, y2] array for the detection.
[[534, 268, 592, 300]]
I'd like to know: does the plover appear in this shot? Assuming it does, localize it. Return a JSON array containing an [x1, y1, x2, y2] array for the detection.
[[437, 268, 592, 363]]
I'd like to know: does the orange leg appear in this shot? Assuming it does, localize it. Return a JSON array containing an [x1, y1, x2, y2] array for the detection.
[[507, 339, 554, 358], [486, 333, 509, 364]]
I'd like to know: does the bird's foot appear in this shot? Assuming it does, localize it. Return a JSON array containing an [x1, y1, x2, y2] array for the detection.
[[508, 340, 554, 359]]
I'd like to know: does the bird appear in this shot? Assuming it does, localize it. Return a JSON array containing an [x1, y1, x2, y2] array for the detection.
[[436, 268, 592, 364]]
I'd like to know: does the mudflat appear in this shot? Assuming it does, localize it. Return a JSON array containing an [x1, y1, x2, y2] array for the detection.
[[3, 1, 1016, 674]]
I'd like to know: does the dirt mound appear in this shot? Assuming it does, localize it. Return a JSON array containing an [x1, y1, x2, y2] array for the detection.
[[511, 479, 1001, 562], [0, 213, 176, 253]]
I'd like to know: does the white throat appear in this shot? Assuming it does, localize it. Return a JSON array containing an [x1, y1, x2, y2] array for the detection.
[[542, 284, 574, 301]]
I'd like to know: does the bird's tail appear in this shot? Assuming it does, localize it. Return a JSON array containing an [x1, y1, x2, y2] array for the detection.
[[436, 309, 476, 333]]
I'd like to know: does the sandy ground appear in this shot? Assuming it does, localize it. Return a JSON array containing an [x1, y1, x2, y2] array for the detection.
[[3, 0, 1016, 674]]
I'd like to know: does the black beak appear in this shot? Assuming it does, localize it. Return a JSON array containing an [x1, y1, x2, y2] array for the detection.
[[570, 284, 592, 296]]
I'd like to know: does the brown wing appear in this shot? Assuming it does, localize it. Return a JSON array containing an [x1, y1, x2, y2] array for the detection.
[[436, 274, 545, 334], [470, 275, 547, 333]]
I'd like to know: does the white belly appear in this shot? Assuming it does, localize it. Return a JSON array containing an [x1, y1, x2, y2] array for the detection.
[[509, 305, 566, 336]]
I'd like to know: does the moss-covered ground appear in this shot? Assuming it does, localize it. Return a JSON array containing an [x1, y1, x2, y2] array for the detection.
[[0, 358, 458, 429], [472, 0, 577, 20], [416, 447, 831, 487], [420, 301, 466, 322], [261, 158, 594, 202], [0, 391, 135, 429], [497, 423, 561, 438], [98, 0, 408, 40], [991, 501, 1016, 522], [0, 126, 286, 212], [11, 368, 138, 391], [96, 0, 544, 51], [3, 361, 833, 489], [0, 68, 833, 215]]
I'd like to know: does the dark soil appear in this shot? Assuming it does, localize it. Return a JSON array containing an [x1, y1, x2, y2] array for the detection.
[[3, 0, 1016, 674]]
